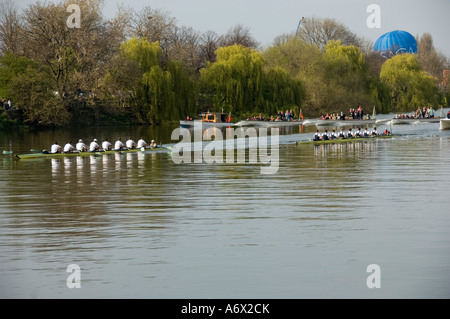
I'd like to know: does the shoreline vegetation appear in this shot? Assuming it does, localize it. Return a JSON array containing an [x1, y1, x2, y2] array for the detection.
[[0, 0, 449, 130]]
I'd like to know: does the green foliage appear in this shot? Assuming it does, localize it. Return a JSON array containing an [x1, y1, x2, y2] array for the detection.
[[380, 54, 440, 111], [0, 53, 71, 127], [263, 38, 376, 117], [321, 41, 375, 113], [103, 37, 197, 124], [0, 112, 18, 130], [0, 52, 35, 97], [200, 44, 304, 116], [121, 37, 162, 71], [200, 44, 264, 113], [263, 67, 304, 115], [1, 0, 446, 127], [324, 41, 367, 76]]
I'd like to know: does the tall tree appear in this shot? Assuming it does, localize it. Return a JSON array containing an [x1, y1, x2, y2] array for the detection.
[[198, 30, 220, 65], [0, 52, 71, 126], [296, 17, 361, 50], [20, 0, 124, 104], [0, 0, 22, 54], [380, 53, 440, 111], [200, 44, 265, 114], [103, 37, 196, 124], [417, 33, 447, 81], [200, 44, 303, 116], [219, 24, 259, 49]]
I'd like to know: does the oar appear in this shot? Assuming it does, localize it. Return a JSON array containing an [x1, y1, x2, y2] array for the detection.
[[2, 150, 13, 155]]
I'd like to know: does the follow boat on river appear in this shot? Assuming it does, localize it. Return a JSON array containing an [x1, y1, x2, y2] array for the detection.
[[390, 107, 441, 125]]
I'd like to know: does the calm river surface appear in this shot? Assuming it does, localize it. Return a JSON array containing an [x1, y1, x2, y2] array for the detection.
[[1, 117, 450, 299]]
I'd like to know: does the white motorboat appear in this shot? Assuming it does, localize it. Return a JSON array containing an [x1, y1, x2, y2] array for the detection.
[[440, 118, 450, 130], [391, 117, 441, 125]]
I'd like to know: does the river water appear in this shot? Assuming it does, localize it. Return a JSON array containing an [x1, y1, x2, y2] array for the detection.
[[1, 118, 450, 299]]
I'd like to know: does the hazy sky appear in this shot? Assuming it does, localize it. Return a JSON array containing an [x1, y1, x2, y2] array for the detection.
[[14, 0, 450, 55]]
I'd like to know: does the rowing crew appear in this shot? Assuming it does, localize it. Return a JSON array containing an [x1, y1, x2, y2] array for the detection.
[[50, 137, 157, 154], [313, 127, 390, 141]]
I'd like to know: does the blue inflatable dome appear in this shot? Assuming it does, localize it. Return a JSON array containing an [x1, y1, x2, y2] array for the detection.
[[373, 30, 417, 57]]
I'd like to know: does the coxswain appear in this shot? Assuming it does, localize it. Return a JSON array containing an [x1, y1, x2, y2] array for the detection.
[[63, 141, 75, 153], [126, 137, 136, 149], [150, 140, 157, 148], [137, 137, 148, 148], [371, 127, 379, 136], [383, 129, 391, 136], [89, 139, 100, 152], [51, 142, 62, 154], [76, 139, 87, 152], [114, 137, 125, 150], [102, 138, 112, 151]]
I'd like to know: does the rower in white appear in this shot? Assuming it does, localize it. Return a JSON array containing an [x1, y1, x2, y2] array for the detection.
[[102, 138, 112, 151], [347, 128, 354, 138], [89, 139, 100, 152], [126, 137, 136, 149], [137, 137, 148, 148], [76, 139, 87, 152], [51, 142, 62, 154], [63, 141, 75, 153], [114, 138, 124, 150]]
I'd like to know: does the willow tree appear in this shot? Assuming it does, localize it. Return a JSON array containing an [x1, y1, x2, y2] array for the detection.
[[200, 44, 265, 114], [200, 44, 305, 116], [263, 66, 305, 116], [380, 54, 440, 111], [104, 37, 196, 124]]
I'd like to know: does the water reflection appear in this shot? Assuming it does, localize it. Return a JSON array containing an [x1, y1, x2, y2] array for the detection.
[[46, 152, 167, 186], [1, 124, 450, 298], [312, 139, 381, 158]]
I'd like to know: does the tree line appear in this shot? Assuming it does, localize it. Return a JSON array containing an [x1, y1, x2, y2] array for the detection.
[[0, 0, 448, 128]]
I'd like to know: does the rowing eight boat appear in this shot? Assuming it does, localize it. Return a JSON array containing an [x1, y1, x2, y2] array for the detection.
[[296, 134, 394, 145], [15, 146, 171, 159]]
